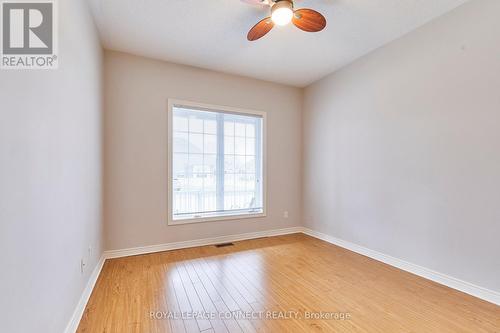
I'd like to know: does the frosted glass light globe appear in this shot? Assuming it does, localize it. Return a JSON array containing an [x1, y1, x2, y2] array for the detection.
[[271, 1, 293, 26]]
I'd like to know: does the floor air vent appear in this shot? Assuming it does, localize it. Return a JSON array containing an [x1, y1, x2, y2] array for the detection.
[[215, 242, 234, 248]]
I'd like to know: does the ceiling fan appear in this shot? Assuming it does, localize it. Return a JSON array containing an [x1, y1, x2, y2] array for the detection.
[[242, 0, 327, 41]]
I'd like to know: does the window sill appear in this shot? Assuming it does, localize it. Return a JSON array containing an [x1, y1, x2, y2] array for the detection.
[[168, 211, 266, 226]]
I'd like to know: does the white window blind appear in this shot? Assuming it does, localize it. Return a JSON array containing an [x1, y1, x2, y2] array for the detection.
[[170, 103, 265, 223]]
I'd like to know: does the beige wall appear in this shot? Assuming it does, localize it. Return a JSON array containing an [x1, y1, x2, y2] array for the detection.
[[303, 0, 500, 293], [103, 51, 302, 250], [0, 1, 103, 332]]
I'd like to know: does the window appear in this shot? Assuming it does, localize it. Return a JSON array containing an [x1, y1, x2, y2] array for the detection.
[[168, 100, 266, 224]]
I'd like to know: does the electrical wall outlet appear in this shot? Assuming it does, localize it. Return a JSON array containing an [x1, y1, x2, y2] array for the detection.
[[80, 258, 86, 274], [283, 211, 289, 218]]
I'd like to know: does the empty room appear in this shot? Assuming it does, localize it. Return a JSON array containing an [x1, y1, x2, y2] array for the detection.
[[1, 0, 500, 332]]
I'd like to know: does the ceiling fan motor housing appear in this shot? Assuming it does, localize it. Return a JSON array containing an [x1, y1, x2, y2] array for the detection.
[[272, 0, 294, 12]]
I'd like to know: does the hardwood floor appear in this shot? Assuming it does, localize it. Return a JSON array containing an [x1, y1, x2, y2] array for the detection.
[[77, 234, 499, 333]]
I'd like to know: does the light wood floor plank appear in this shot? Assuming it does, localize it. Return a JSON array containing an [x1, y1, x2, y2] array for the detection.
[[77, 234, 500, 333]]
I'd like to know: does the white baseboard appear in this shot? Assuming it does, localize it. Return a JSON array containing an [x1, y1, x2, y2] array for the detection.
[[103, 226, 303, 259], [302, 228, 500, 306], [64, 255, 106, 333]]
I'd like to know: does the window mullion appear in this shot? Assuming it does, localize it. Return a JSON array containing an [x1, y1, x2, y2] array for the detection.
[[216, 114, 225, 211]]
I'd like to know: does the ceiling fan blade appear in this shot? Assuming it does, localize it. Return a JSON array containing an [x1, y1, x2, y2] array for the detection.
[[247, 17, 274, 41], [292, 9, 327, 32]]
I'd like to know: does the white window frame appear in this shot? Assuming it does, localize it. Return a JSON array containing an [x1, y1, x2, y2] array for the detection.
[[167, 99, 267, 225]]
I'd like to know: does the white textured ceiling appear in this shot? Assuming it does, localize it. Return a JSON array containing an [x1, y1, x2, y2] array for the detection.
[[87, 0, 470, 87]]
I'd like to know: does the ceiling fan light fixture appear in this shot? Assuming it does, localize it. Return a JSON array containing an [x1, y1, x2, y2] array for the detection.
[[271, 0, 293, 26], [245, 0, 326, 41]]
